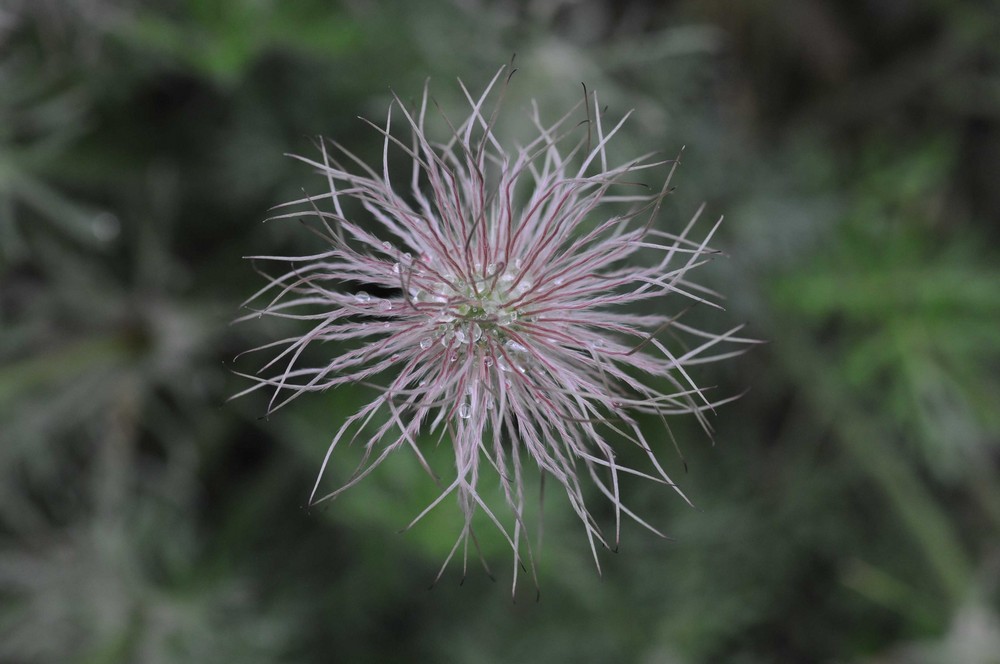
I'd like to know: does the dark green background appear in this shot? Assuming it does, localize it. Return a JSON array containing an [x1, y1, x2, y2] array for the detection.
[[2, 1, 999, 662]]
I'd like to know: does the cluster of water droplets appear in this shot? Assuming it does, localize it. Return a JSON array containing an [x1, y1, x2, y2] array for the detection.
[[404, 256, 536, 374]]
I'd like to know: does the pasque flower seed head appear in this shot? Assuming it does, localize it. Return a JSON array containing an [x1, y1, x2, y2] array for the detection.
[[237, 65, 751, 590]]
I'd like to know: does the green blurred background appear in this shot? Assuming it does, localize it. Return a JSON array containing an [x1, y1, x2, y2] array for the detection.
[[2, 1, 999, 662]]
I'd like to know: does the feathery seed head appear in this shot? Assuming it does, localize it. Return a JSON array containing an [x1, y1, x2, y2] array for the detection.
[[238, 65, 750, 590]]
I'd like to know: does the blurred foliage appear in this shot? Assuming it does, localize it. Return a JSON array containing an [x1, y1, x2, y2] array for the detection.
[[1, 0, 999, 662]]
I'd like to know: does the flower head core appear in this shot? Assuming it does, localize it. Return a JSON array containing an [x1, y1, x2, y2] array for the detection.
[[238, 65, 750, 590]]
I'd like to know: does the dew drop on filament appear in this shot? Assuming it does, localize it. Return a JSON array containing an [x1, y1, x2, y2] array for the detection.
[[505, 340, 527, 353], [497, 310, 516, 326]]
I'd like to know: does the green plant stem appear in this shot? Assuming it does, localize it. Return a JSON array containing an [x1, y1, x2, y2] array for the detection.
[[774, 318, 973, 607]]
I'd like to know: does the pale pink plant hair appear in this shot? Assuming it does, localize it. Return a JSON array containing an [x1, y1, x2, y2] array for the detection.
[[237, 65, 750, 591]]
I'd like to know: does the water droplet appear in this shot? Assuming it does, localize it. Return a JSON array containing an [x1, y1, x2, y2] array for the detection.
[[355, 291, 371, 303], [382, 241, 392, 250], [486, 400, 494, 410], [499, 272, 514, 285], [377, 299, 392, 312], [449, 353, 459, 362], [458, 402, 471, 419], [487, 262, 498, 274], [505, 340, 527, 353], [402, 252, 412, 263], [390, 353, 400, 362], [497, 357, 510, 372], [470, 323, 483, 342], [392, 262, 400, 274], [497, 310, 517, 326], [484, 356, 494, 367], [419, 379, 428, 387], [419, 338, 432, 350], [438, 313, 455, 323], [554, 277, 565, 286], [455, 329, 467, 344]]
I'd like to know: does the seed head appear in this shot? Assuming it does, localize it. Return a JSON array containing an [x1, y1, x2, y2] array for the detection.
[[237, 66, 750, 590]]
